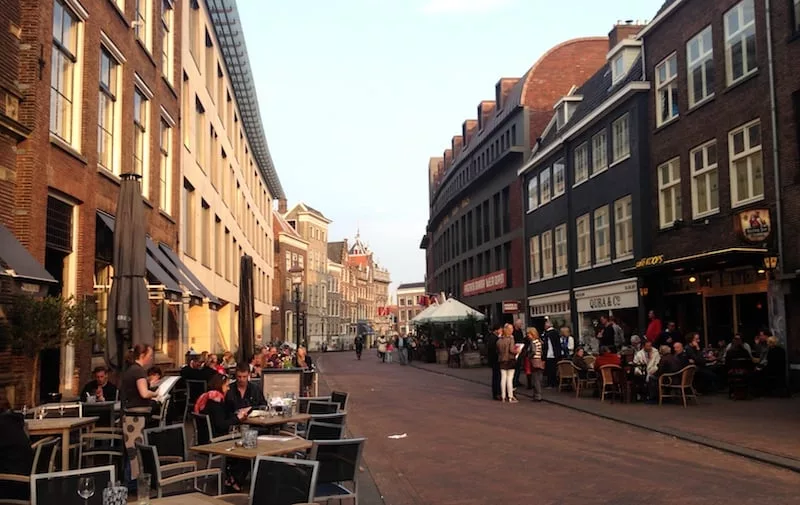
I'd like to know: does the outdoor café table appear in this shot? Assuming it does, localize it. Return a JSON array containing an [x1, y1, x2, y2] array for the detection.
[[150, 492, 231, 504], [241, 412, 311, 432], [190, 436, 312, 461], [25, 416, 99, 470]]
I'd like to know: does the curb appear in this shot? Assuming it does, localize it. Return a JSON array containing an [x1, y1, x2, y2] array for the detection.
[[409, 362, 800, 474]]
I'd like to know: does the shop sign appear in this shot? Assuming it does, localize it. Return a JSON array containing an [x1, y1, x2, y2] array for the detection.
[[529, 301, 571, 317], [502, 300, 520, 313], [462, 270, 507, 297], [736, 209, 771, 243], [575, 279, 639, 313], [635, 255, 664, 269]]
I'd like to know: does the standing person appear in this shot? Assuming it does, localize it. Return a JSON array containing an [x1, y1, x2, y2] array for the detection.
[[486, 325, 502, 400], [354, 334, 364, 360], [526, 328, 545, 402], [598, 315, 616, 352], [497, 323, 518, 403], [386, 337, 394, 364], [559, 327, 575, 360], [120, 344, 159, 482], [512, 319, 525, 388], [397, 333, 408, 365], [407, 336, 416, 363], [645, 310, 662, 344], [377, 335, 388, 362], [611, 316, 625, 349], [541, 318, 562, 388]]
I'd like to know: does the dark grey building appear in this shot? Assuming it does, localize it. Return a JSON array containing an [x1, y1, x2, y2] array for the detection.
[[519, 32, 652, 350]]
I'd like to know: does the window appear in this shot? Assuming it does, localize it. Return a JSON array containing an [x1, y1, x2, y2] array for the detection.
[[50, 0, 81, 145], [687, 26, 714, 107], [540, 167, 552, 204], [725, 0, 757, 84], [729, 120, 764, 205], [658, 158, 682, 228], [612, 114, 630, 162], [527, 176, 538, 210], [134, 0, 152, 51], [529, 236, 540, 281], [183, 180, 196, 258], [573, 143, 588, 185], [98, 48, 119, 173], [541, 231, 553, 278], [553, 159, 565, 197], [133, 88, 150, 198], [195, 98, 205, 168], [201, 201, 211, 268], [214, 217, 222, 275], [593, 206, 610, 264], [690, 140, 719, 217], [591, 131, 607, 175], [794, 0, 800, 32], [656, 53, 679, 126], [554, 224, 567, 275], [158, 119, 172, 213], [611, 54, 624, 83], [614, 196, 633, 259], [576, 214, 590, 269], [160, 0, 174, 82]]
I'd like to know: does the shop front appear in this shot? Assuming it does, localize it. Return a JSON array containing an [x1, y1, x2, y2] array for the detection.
[[462, 269, 525, 327], [527, 290, 571, 333], [574, 278, 640, 352]]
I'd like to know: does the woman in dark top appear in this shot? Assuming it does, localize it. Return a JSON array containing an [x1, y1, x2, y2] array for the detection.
[[0, 402, 33, 501], [120, 344, 158, 481]]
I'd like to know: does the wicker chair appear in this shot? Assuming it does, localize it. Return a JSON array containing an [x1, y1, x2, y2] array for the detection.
[[573, 364, 597, 398], [658, 365, 698, 407], [598, 365, 623, 403], [556, 360, 575, 392]]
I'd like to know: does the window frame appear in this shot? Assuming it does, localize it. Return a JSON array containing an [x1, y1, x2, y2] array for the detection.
[[729, 119, 764, 207], [160, 0, 174, 83], [573, 142, 589, 186], [593, 205, 610, 265], [611, 113, 630, 163], [133, 88, 149, 196], [50, 0, 85, 148], [724, 0, 757, 85], [690, 140, 720, 218], [658, 157, 683, 228], [655, 53, 679, 126], [529, 235, 540, 282], [687, 26, 715, 108], [611, 54, 625, 83], [591, 130, 608, 176], [554, 223, 567, 275], [539, 167, 552, 205], [541, 230, 553, 279], [614, 195, 633, 260], [158, 117, 173, 214], [576, 213, 590, 269], [134, 0, 153, 53], [794, 0, 800, 33], [553, 159, 565, 198], [97, 46, 121, 174]]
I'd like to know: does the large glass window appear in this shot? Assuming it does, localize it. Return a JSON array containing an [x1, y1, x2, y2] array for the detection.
[[527, 176, 538, 211], [724, 0, 757, 84], [656, 53, 679, 126], [554, 224, 567, 275], [541, 230, 553, 278], [690, 140, 719, 217], [98, 48, 119, 172], [687, 26, 714, 107], [50, 0, 80, 144], [540, 167, 552, 205], [612, 113, 630, 162], [729, 120, 763, 206], [591, 131, 607, 175], [160, 0, 174, 82], [553, 159, 565, 197], [529, 235, 540, 282]]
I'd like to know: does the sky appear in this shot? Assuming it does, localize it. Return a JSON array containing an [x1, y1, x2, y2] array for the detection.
[[237, 0, 664, 295]]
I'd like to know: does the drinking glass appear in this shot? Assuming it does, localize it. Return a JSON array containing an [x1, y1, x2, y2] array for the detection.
[[77, 476, 95, 505], [136, 473, 151, 505], [58, 404, 65, 417], [21, 405, 27, 417], [229, 425, 240, 448]]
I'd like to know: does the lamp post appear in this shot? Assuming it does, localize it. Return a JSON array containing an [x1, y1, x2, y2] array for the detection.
[[289, 264, 304, 346]]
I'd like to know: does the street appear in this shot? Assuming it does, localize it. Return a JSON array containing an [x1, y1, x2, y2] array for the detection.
[[316, 351, 800, 505]]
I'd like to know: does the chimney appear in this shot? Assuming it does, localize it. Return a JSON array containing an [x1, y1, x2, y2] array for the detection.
[[277, 198, 287, 214], [443, 149, 453, 172], [477, 101, 496, 130], [451, 136, 464, 158], [462, 119, 478, 146], [608, 20, 646, 50], [495, 78, 520, 109]]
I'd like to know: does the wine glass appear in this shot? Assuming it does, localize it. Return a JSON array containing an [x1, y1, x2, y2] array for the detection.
[[58, 404, 65, 418], [77, 476, 95, 504], [229, 425, 239, 448], [21, 404, 27, 417]]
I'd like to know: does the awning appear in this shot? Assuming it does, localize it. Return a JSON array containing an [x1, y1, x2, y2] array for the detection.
[[96, 211, 182, 295], [0, 224, 57, 285], [621, 247, 770, 275], [145, 239, 200, 299], [158, 243, 221, 306]]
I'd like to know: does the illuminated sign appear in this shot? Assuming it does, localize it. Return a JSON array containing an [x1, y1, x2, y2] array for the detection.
[[462, 270, 507, 297], [635, 255, 664, 269]]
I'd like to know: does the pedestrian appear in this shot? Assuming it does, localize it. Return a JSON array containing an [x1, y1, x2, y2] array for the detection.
[[377, 335, 387, 362], [386, 338, 394, 364], [397, 333, 408, 365], [407, 336, 416, 363], [527, 328, 545, 402], [486, 324, 502, 400], [541, 318, 562, 388], [354, 334, 364, 360], [512, 319, 525, 387], [497, 323, 518, 403]]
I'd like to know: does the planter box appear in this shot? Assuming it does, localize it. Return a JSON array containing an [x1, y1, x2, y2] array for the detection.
[[435, 349, 449, 365], [461, 351, 481, 368]]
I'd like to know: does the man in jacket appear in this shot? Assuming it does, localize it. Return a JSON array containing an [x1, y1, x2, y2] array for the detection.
[[226, 364, 266, 411], [541, 318, 562, 387], [486, 324, 502, 400], [512, 319, 525, 387]]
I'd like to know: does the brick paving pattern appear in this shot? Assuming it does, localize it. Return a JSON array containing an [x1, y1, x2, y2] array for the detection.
[[316, 351, 800, 505]]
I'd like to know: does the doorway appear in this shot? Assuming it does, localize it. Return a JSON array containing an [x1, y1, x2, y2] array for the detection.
[[705, 295, 734, 346], [736, 292, 769, 338]]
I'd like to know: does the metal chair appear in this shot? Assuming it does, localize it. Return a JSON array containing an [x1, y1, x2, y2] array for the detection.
[[298, 396, 331, 414], [31, 437, 60, 474], [307, 402, 339, 415], [329, 391, 349, 412], [78, 430, 124, 478], [149, 395, 171, 428], [659, 365, 698, 407], [310, 438, 365, 505], [30, 465, 115, 505], [185, 380, 208, 421], [136, 443, 221, 498], [143, 424, 190, 465], [218, 456, 319, 505], [191, 413, 235, 469], [304, 421, 345, 441]]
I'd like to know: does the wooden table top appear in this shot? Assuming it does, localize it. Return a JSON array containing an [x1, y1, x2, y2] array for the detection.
[[150, 492, 231, 504], [25, 416, 99, 434], [242, 412, 311, 427], [191, 436, 312, 459]]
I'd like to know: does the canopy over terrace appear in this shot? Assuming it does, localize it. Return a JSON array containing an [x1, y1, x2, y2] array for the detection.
[[414, 297, 485, 324]]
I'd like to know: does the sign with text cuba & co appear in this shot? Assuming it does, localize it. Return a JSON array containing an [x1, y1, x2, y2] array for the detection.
[[735, 208, 771, 244], [462, 270, 507, 297]]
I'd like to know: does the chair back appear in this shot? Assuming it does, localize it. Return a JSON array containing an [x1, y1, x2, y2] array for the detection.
[[31, 465, 115, 505], [329, 391, 348, 412], [305, 421, 344, 441], [168, 383, 187, 424], [249, 456, 318, 505], [680, 365, 697, 386], [191, 413, 213, 446], [298, 396, 331, 414], [31, 437, 60, 474], [37, 403, 82, 418], [309, 413, 346, 426], [186, 380, 207, 403], [307, 402, 339, 415], [556, 361, 575, 379], [598, 365, 620, 385], [309, 438, 365, 486], [584, 355, 596, 368], [81, 402, 115, 428], [134, 444, 161, 488], [143, 424, 187, 461]]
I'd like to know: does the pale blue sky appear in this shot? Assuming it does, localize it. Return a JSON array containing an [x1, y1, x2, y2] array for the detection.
[[238, 0, 664, 293]]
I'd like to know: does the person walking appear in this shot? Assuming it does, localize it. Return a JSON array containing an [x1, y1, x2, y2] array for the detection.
[[486, 324, 502, 400], [377, 335, 388, 362], [497, 323, 518, 403], [354, 334, 364, 360], [512, 319, 525, 387], [541, 318, 563, 388], [527, 328, 545, 402], [397, 333, 408, 365]]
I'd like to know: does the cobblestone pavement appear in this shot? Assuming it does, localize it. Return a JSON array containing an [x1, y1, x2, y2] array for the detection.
[[316, 351, 800, 505]]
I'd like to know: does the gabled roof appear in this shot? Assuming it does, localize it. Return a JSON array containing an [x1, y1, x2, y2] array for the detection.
[[273, 212, 304, 241], [348, 232, 370, 256], [285, 202, 332, 224], [327, 241, 346, 263]]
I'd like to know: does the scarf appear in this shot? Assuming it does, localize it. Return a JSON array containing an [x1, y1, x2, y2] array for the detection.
[[194, 390, 225, 414]]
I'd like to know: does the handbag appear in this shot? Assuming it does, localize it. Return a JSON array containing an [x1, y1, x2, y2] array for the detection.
[[532, 357, 545, 370]]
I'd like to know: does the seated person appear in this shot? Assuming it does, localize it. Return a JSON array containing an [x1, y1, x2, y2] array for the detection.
[[0, 401, 33, 501], [206, 354, 225, 375], [80, 366, 118, 402], [226, 364, 266, 412], [249, 354, 263, 378], [685, 333, 716, 393], [633, 341, 660, 380], [757, 336, 787, 395], [629, 335, 643, 353], [293, 346, 314, 370], [720, 334, 753, 364], [571, 347, 590, 379], [147, 366, 163, 387], [263, 347, 283, 368], [672, 342, 691, 369], [181, 354, 217, 382], [648, 345, 681, 402], [594, 346, 621, 369], [221, 351, 237, 369]]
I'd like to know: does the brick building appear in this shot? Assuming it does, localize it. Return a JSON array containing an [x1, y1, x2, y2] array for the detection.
[[421, 37, 609, 326], [271, 212, 307, 345], [519, 23, 651, 349], [395, 282, 426, 334]]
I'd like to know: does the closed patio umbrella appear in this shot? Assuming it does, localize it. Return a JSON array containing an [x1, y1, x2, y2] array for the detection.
[[238, 254, 255, 365], [105, 174, 153, 371]]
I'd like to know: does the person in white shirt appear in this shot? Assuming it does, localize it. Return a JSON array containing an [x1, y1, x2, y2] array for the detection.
[[633, 340, 660, 379], [559, 327, 575, 359]]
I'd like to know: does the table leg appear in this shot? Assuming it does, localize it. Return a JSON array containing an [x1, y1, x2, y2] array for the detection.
[[61, 428, 70, 470]]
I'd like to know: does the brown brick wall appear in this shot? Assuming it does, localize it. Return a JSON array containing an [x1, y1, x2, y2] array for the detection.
[[271, 239, 308, 343]]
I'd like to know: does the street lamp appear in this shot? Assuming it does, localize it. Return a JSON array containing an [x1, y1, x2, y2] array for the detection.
[[289, 263, 304, 345]]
